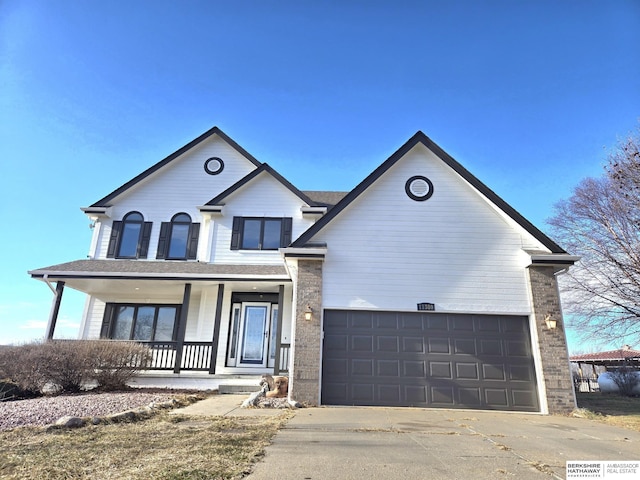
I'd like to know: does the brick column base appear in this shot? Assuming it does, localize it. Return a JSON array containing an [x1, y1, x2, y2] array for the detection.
[[289, 259, 323, 406], [528, 266, 576, 414]]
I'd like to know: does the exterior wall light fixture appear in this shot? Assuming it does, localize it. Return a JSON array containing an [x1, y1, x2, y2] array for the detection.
[[304, 305, 313, 321], [544, 314, 558, 330]]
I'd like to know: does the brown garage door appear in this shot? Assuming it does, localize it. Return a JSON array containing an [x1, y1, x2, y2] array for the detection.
[[322, 310, 539, 412]]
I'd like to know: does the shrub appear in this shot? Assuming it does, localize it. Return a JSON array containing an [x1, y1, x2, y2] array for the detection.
[[91, 341, 153, 391], [0, 342, 47, 396], [38, 340, 95, 393], [608, 367, 640, 397], [0, 379, 40, 401], [0, 340, 153, 395]]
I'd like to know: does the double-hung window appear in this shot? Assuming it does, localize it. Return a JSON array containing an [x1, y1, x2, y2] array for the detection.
[[107, 211, 152, 259], [231, 217, 292, 250]]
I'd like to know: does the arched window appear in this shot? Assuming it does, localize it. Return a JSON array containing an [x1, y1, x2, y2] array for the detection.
[[156, 213, 200, 260], [106, 211, 152, 259]]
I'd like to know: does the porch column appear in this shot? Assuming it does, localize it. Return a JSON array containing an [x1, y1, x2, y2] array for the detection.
[[173, 283, 191, 374], [45, 281, 65, 340], [208, 284, 225, 374], [528, 266, 576, 414], [274, 284, 285, 375]]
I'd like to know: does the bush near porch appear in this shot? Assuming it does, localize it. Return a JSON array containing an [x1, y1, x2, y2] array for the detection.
[[0, 340, 152, 399]]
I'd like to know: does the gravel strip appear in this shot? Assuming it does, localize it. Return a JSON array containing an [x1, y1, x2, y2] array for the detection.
[[0, 391, 180, 431]]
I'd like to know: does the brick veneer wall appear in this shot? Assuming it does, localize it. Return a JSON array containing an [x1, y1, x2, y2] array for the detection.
[[289, 259, 323, 406], [528, 265, 576, 414]]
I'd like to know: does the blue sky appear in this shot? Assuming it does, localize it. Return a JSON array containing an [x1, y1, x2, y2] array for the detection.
[[1, 1, 638, 353]]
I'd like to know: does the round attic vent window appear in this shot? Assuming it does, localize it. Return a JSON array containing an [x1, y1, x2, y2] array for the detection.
[[405, 175, 434, 201], [204, 157, 224, 175]]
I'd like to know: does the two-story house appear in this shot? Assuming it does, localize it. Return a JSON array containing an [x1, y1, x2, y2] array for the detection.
[[29, 127, 578, 413]]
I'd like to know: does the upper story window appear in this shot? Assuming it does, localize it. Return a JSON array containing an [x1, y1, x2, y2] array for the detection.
[[156, 213, 200, 260], [106, 211, 152, 259], [230, 217, 292, 250]]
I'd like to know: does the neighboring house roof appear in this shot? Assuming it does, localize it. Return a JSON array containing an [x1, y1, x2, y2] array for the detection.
[[570, 346, 640, 363], [29, 259, 288, 280], [291, 131, 567, 254], [303, 191, 349, 208], [89, 126, 262, 207], [204, 163, 318, 207]]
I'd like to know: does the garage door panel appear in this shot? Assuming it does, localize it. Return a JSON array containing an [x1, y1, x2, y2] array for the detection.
[[377, 336, 399, 352], [377, 359, 400, 376], [402, 337, 425, 353], [352, 359, 374, 376], [352, 335, 373, 352], [376, 312, 399, 329], [431, 386, 456, 405], [322, 310, 539, 411], [324, 334, 347, 351], [485, 389, 509, 407], [405, 385, 427, 404], [351, 311, 373, 328], [427, 314, 448, 330], [479, 339, 503, 356], [459, 387, 482, 406], [428, 337, 450, 354], [455, 362, 479, 380], [454, 339, 477, 355], [429, 362, 453, 378], [403, 360, 426, 377], [512, 390, 538, 408]]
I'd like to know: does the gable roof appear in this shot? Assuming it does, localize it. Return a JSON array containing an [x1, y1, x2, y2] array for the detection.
[[89, 126, 262, 207], [303, 191, 349, 208], [570, 347, 640, 363], [291, 131, 567, 253], [204, 163, 318, 207]]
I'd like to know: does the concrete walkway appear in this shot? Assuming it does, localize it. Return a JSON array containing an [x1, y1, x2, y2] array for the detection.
[[173, 394, 640, 480]]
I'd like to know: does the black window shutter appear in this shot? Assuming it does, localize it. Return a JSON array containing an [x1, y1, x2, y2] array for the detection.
[[187, 223, 200, 259], [100, 304, 115, 339], [230, 217, 242, 250], [106, 221, 122, 258], [281, 217, 293, 247], [139, 222, 152, 258], [156, 222, 170, 259]]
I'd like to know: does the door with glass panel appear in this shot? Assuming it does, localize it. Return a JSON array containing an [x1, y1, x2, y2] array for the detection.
[[239, 303, 270, 367], [227, 302, 278, 368]]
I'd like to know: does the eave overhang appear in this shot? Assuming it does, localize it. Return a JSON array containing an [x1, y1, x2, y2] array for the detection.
[[526, 251, 580, 268], [29, 260, 290, 282], [81, 206, 112, 219], [280, 245, 327, 260]]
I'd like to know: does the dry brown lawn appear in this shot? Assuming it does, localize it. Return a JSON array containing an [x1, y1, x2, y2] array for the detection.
[[575, 392, 640, 432], [0, 412, 292, 480]]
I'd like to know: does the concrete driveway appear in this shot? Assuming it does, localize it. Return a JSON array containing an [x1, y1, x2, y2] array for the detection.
[[245, 405, 640, 480]]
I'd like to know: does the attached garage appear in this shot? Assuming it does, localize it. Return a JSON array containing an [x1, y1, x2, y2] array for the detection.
[[321, 310, 540, 412]]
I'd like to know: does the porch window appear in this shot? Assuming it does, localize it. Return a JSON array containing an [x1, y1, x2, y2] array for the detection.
[[156, 213, 200, 260], [102, 304, 179, 341], [230, 217, 292, 250], [106, 211, 152, 259]]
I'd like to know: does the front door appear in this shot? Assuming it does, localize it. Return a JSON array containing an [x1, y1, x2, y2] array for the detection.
[[238, 302, 271, 367]]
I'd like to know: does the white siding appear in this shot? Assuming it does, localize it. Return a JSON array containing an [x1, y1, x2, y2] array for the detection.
[[82, 298, 105, 339], [211, 172, 315, 265], [94, 135, 258, 259], [315, 143, 547, 314]]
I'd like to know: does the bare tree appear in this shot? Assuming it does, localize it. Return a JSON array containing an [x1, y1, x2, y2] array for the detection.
[[548, 129, 640, 346]]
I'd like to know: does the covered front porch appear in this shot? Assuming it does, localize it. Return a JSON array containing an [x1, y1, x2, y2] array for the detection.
[[30, 260, 294, 380]]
